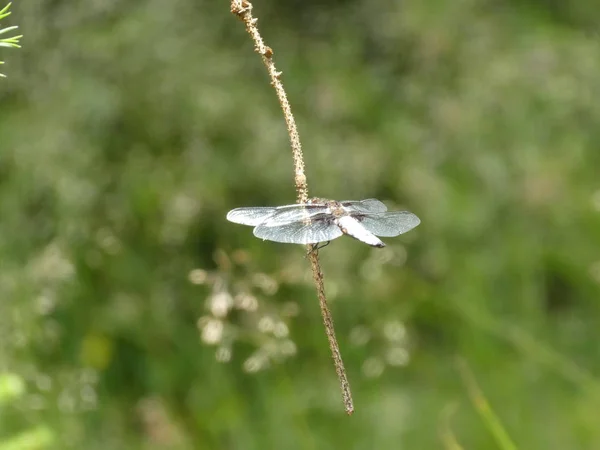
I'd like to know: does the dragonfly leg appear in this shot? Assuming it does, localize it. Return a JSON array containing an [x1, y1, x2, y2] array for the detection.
[[311, 241, 331, 252], [320, 241, 331, 250]]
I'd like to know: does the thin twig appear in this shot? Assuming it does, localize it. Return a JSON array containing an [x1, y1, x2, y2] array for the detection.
[[230, 0, 354, 414]]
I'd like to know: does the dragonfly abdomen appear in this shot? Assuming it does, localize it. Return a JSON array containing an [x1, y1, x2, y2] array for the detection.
[[336, 216, 385, 248]]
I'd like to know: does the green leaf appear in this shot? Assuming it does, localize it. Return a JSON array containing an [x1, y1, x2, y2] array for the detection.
[[0, 25, 18, 35], [0, 2, 12, 20], [0, 2, 21, 77]]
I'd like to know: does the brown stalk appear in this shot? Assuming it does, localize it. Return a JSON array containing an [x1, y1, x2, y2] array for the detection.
[[230, 0, 354, 414]]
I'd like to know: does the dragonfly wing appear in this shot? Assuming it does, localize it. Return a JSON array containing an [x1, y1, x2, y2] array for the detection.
[[226, 207, 278, 226], [261, 205, 330, 226], [341, 198, 388, 214], [356, 211, 420, 237], [253, 216, 343, 244], [227, 203, 328, 226]]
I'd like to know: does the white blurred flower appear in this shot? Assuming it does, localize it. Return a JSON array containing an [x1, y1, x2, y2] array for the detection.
[[349, 326, 371, 346], [234, 293, 258, 311], [273, 322, 289, 338], [243, 353, 268, 373], [258, 316, 275, 333], [215, 347, 232, 363], [209, 292, 233, 318], [362, 357, 385, 378], [200, 319, 223, 345], [252, 273, 279, 295], [386, 347, 410, 367], [383, 320, 406, 342], [279, 340, 297, 357], [188, 269, 208, 285]]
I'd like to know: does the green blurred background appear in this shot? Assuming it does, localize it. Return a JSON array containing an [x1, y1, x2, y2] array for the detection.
[[2, 0, 600, 448]]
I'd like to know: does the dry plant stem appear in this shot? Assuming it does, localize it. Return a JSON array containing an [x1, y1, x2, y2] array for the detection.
[[230, 0, 354, 414], [308, 253, 354, 414], [231, 0, 307, 201]]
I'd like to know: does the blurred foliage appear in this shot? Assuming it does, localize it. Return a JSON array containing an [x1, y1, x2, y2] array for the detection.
[[1, 0, 600, 448], [0, 373, 55, 450]]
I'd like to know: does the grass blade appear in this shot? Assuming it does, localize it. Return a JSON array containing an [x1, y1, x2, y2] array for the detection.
[[456, 358, 518, 450]]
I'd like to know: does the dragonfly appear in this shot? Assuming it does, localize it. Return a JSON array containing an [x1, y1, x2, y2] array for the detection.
[[226, 198, 420, 248]]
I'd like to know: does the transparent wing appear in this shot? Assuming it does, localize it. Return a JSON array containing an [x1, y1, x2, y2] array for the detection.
[[228, 202, 331, 227], [356, 211, 420, 237], [226, 207, 279, 226], [261, 204, 330, 226], [341, 198, 388, 214], [253, 216, 343, 244]]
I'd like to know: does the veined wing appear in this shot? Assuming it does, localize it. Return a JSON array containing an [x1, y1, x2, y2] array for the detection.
[[260, 204, 330, 226], [356, 211, 420, 237], [226, 207, 279, 226], [227, 203, 329, 226], [253, 215, 342, 244], [341, 198, 388, 214]]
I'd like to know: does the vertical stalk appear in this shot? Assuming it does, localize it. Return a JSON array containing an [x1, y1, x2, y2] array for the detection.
[[230, 0, 353, 414]]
